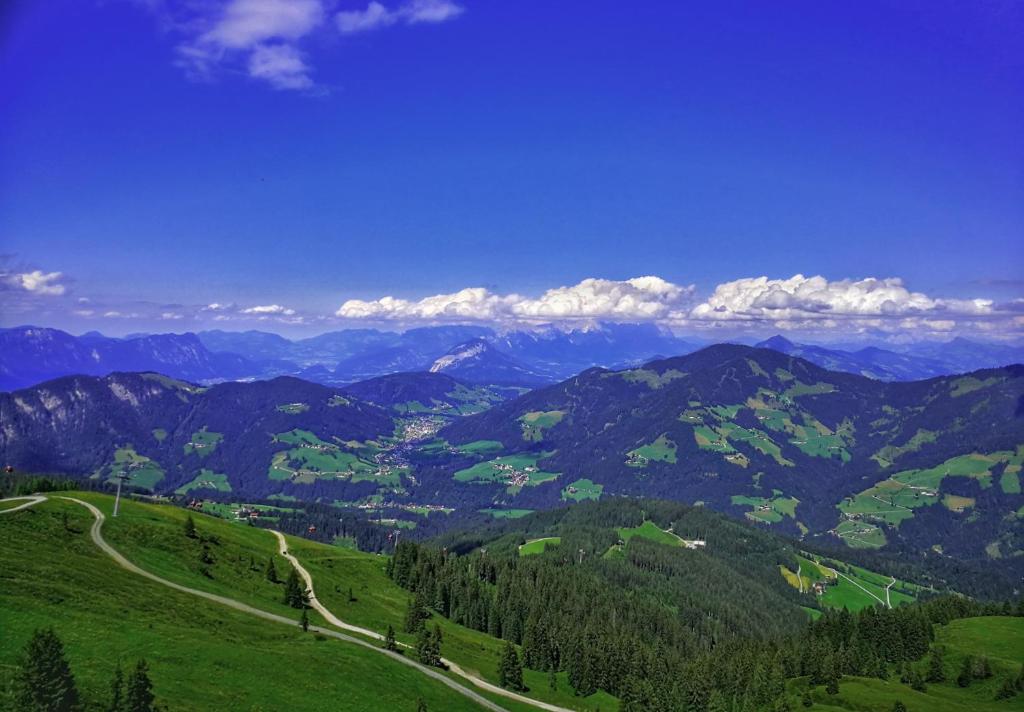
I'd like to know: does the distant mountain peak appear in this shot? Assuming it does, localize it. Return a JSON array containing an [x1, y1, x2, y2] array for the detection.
[[755, 334, 797, 352]]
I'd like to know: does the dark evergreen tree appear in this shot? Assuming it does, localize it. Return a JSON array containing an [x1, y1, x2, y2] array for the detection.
[[183, 515, 197, 539], [124, 659, 155, 712], [891, 702, 907, 712], [300, 608, 309, 632], [926, 646, 945, 682], [416, 698, 427, 712], [957, 656, 973, 688], [498, 642, 525, 692], [265, 557, 278, 583], [108, 663, 124, 712], [908, 666, 926, 692], [283, 567, 307, 609], [801, 690, 813, 708], [13, 628, 80, 712], [385, 624, 398, 652]]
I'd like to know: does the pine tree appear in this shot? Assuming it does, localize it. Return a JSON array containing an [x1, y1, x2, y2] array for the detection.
[[124, 659, 155, 712], [265, 557, 278, 583], [109, 663, 124, 712], [957, 656, 973, 688], [498, 642, 525, 691], [908, 666, 926, 692], [801, 690, 813, 707], [416, 699, 427, 712], [926, 646, 945, 682], [348, 586, 356, 602], [1015, 663, 1024, 691], [825, 655, 841, 696], [707, 689, 729, 712], [548, 667, 558, 692], [13, 628, 80, 712], [283, 567, 306, 609], [184, 515, 197, 539], [891, 702, 907, 712], [300, 608, 309, 632], [384, 624, 398, 652]]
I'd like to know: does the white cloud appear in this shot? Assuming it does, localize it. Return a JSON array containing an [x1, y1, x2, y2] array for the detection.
[[336, 276, 695, 323], [686, 275, 994, 323], [1, 269, 67, 296], [336, 0, 463, 34], [336, 1, 397, 33], [175, 0, 323, 90], [242, 304, 296, 315], [248, 44, 314, 90], [160, 312, 185, 320]]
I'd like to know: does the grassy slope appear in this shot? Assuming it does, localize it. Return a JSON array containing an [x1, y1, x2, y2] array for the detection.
[[806, 617, 1024, 711], [285, 535, 617, 712], [0, 497, 487, 712]]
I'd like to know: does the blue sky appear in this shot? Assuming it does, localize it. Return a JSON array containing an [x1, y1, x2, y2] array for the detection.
[[1, 0, 1021, 340]]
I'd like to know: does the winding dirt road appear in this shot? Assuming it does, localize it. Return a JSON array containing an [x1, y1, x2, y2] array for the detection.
[[1, 496, 508, 712], [272, 531, 574, 712]]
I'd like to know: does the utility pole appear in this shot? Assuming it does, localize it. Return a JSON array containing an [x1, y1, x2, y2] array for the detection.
[[113, 472, 131, 517]]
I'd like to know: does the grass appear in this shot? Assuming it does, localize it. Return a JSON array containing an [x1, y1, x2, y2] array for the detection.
[[561, 478, 604, 501], [731, 493, 799, 524], [453, 454, 560, 492], [626, 434, 678, 466], [781, 554, 920, 612], [174, 469, 232, 494], [457, 440, 504, 455], [183, 427, 223, 457], [617, 520, 684, 547], [803, 616, 1023, 711], [269, 429, 379, 483], [478, 508, 534, 519], [104, 446, 165, 491], [276, 402, 310, 414], [0, 496, 493, 712], [834, 519, 888, 548], [518, 537, 562, 556], [518, 411, 565, 442], [287, 534, 614, 711]]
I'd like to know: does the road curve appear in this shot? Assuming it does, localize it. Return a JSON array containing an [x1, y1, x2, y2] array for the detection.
[[0, 495, 48, 514], [272, 531, 575, 712], [46, 497, 507, 712]]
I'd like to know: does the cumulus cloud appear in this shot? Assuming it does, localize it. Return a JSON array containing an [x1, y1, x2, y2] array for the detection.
[[175, 0, 324, 90], [143, 0, 463, 91], [1, 269, 68, 296], [242, 304, 296, 315], [686, 275, 993, 323], [337, 276, 696, 323], [247, 44, 314, 90], [336, 0, 464, 34]]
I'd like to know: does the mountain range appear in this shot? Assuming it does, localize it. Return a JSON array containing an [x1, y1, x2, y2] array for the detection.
[[2, 343, 1021, 581]]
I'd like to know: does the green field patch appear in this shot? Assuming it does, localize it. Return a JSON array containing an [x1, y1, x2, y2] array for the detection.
[[943, 494, 975, 512], [453, 454, 560, 492], [834, 519, 888, 548], [717, 422, 794, 466], [617, 520, 685, 547], [693, 425, 734, 453], [678, 409, 704, 424], [871, 428, 937, 468], [627, 434, 678, 467], [561, 478, 603, 501], [949, 375, 1001, 397], [183, 427, 223, 457], [618, 368, 686, 389], [327, 395, 350, 407], [732, 493, 799, 524], [151, 428, 167, 442], [782, 381, 835, 398], [518, 537, 561, 556], [519, 410, 565, 441], [175, 469, 231, 494], [276, 402, 310, 414], [104, 446, 165, 491], [457, 439, 504, 455], [479, 508, 534, 519], [269, 429, 379, 483]]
